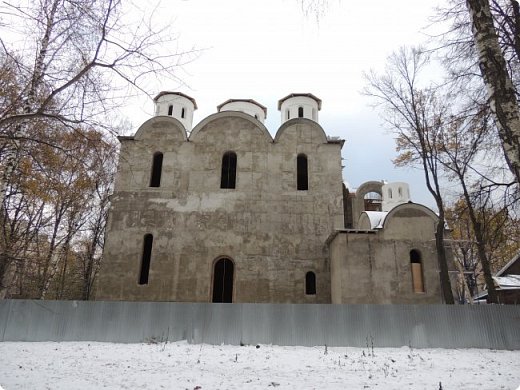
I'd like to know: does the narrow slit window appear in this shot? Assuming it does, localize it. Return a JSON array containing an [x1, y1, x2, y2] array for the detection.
[[286, 109, 290, 120], [139, 234, 153, 285], [388, 188, 393, 199], [167, 105, 173, 116], [410, 249, 425, 293], [298, 106, 304, 118], [150, 152, 163, 187], [305, 272, 316, 295], [181, 107, 186, 118], [220, 151, 237, 189], [297, 154, 308, 191]]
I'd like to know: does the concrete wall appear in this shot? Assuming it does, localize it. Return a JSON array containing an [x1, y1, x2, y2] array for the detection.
[[2, 300, 519, 350], [330, 204, 445, 304], [96, 113, 344, 303]]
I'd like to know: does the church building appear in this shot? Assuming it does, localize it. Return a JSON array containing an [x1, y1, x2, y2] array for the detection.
[[95, 92, 449, 304]]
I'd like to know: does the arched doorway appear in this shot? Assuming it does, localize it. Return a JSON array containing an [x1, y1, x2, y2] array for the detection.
[[212, 258, 234, 303]]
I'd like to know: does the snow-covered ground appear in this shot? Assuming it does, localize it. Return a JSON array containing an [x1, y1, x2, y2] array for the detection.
[[0, 341, 519, 389]]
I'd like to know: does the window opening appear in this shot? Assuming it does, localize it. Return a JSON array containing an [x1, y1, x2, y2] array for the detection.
[[167, 105, 173, 116], [220, 152, 237, 189], [298, 106, 304, 118], [297, 154, 308, 190], [305, 271, 316, 295], [150, 152, 163, 187], [139, 234, 153, 285], [181, 107, 186, 118], [363, 191, 382, 211], [286, 109, 290, 120], [388, 188, 393, 199], [410, 249, 425, 293], [212, 258, 234, 303]]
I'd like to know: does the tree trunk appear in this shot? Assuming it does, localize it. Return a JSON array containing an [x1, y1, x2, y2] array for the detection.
[[457, 175, 499, 303], [466, 0, 520, 184], [39, 204, 65, 299], [435, 207, 456, 304]]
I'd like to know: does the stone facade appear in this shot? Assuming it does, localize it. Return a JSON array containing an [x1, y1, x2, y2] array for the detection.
[[96, 92, 449, 304], [330, 203, 444, 304]]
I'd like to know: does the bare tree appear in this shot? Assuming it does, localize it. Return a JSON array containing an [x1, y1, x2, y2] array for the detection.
[[434, 108, 502, 303], [0, 0, 193, 205], [364, 47, 455, 304], [0, 0, 192, 298]]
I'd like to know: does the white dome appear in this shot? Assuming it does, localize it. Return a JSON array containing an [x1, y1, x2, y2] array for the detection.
[[278, 93, 322, 124], [217, 99, 267, 123], [153, 92, 197, 131]]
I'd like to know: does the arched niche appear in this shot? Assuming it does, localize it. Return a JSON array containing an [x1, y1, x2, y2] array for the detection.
[[134, 116, 188, 142], [274, 118, 328, 144], [189, 111, 273, 143]]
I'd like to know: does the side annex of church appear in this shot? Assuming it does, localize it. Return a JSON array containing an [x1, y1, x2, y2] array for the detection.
[[95, 92, 449, 304]]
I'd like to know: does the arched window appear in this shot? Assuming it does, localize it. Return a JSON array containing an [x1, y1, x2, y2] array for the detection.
[[220, 151, 237, 189], [138, 234, 153, 285], [298, 106, 304, 118], [167, 105, 173, 116], [286, 109, 290, 120], [305, 271, 316, 295], [410, 249, 425, 293], [212, 258, 234, 303], [254, 114, 258, 119], [297, 154, 308, 191], [398, 187, 403, 197], [181, 107, 186, 119], [388, 188, 393, 199], [150, 152, 163, 187]]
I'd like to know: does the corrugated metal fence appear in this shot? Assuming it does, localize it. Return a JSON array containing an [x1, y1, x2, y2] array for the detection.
[[1, 300, 519, 349]]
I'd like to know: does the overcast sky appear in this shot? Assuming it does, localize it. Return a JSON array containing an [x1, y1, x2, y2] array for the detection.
[[124, 0, 449, 208]]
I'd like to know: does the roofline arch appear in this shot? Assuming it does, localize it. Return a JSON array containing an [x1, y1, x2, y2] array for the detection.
[[355, 181, 384, 198], [381, 202, 438, 229], [189, 111, 273, 143], [358, 210, 388, 229], [274, 118, 328, 143], [134, 116, 188, 141]]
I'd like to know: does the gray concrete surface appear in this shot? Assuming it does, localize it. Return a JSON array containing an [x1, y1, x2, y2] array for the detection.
[[1, 300, 519, 349]]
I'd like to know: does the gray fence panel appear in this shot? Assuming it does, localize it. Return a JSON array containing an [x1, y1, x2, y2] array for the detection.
[[0, 300, 11, 341], [1, 300, 519, 349]]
